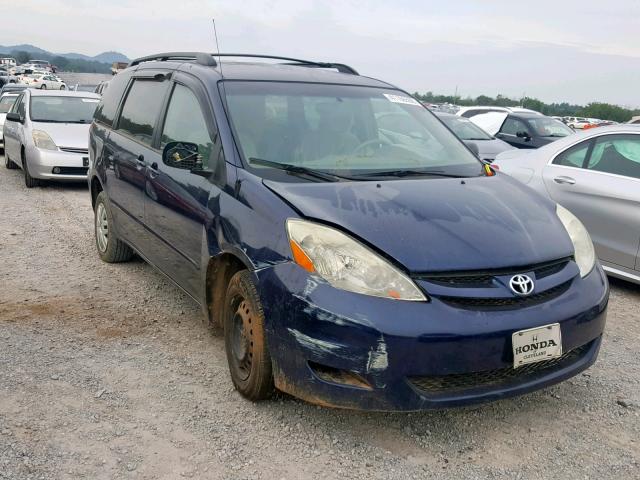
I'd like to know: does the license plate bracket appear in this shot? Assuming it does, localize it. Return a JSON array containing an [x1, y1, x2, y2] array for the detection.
[[512, 323, 562, 368]]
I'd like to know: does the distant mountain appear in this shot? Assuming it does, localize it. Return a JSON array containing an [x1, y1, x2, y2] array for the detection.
[[0, 44, 129, 64]]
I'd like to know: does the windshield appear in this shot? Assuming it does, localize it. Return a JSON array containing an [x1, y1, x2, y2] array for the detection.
[[526, 117, 573, 137], [29, 96, 99, 123], [0, 95, 18, 113], [222, 82, 482, 180], [439, 115, 493, 141]]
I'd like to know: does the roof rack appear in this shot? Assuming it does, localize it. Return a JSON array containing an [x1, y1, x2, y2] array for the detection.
[[128, 52, 359, 75]]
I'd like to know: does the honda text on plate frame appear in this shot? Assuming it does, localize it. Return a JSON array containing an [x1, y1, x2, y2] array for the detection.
[[87, 53, 609, 411]]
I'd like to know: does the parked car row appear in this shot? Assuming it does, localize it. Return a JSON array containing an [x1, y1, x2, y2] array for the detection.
[[1, 52, 621, 413]]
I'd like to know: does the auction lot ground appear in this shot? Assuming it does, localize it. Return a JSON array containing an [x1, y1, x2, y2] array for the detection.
[[0, 152, 638, 480]]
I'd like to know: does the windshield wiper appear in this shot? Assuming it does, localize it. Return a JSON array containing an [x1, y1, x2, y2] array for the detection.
[[248, 158, 353, 182], [353, 169, 468, 179]]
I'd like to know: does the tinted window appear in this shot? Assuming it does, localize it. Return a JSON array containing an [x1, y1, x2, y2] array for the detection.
[[93, 72, 131, 126], [587, 134, 640, 179], [553, 141, 590, 168], [161, 84, 216, 168], [501, 117, 528, 136], [116, 79, 168, 146]]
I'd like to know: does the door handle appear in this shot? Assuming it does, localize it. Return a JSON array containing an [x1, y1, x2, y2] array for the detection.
[[554, 176, 576, 185], [136, 154, 145, 166], [150, 161, 158, 171]]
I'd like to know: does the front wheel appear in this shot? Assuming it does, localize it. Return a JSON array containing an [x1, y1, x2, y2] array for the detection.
[[94, 191, 134, 263], [40, 84, 46, 90], [23, 152, 41, 188], [224, 270, 274, 401], [60, 85, 65, 90]]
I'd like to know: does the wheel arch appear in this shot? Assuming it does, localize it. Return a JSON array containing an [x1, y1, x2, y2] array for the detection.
[[205, 252, 251, 329], [90, 175, 103, 210]]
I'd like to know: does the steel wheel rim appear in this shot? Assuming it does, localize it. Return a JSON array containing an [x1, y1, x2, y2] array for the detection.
[[95, 203, 109, 253], [230, 298, 254, 381]]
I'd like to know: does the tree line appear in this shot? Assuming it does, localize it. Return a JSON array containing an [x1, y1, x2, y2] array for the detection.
[[11, 50, 111, 74], [413, 91, 639, 123]]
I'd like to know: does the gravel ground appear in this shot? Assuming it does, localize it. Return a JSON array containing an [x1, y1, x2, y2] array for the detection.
[[0, 154, 638, 480]]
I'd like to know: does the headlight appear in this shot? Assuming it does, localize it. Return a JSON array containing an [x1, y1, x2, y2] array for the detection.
[[286, 219, 426, 301], [32, 130, 57, 151], [556, 205, 595, 277]]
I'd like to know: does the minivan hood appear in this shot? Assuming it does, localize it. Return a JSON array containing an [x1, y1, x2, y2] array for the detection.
[[31, 121, 90, 150], [264, 175, 573, 272]]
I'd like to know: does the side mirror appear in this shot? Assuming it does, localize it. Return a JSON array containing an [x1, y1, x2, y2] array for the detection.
[[6, 112, 22, 123], [162, 141, 213, 177], [465, 141, 480, 157], [516, 131, 531, 141]]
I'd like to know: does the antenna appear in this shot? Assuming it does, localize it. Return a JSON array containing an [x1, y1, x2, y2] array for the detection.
[[212, 18, 223, 77]]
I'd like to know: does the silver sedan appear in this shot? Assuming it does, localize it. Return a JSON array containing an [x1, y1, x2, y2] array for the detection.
[[2, 89, 100, 187], [494, 125, 640, 284]]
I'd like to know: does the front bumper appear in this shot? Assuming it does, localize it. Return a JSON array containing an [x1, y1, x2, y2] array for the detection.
[[26, 145, 88, 181], [256, 263, 609, 411]]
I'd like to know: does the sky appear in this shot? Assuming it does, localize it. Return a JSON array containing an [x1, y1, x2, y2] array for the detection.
[[1, 0, 639, 107]]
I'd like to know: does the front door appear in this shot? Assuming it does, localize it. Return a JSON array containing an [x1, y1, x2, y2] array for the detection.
[[143, 76, 225, 298], [543, 133, 640, 271], [105, 76, 170, 249]]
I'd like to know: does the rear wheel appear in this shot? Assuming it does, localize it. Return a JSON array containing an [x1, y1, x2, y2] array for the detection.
[[224, 270, 274, 401], [23, 151, 41, 188], [60, 85, 65, 90], [40, 84, 46, 90], [94, 191, 134, 263]]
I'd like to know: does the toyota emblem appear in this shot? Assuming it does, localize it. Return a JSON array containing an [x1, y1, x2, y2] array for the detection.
[[509, 274, 535, 296]]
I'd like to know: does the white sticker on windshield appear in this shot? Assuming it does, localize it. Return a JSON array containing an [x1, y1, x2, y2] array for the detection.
[[81, 99, 100, 103], [383, 94, 421, 106]]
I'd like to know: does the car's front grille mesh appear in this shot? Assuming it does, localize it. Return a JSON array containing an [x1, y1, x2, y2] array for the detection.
[[408, 342, 591, 395], [59, 147, 89, 154], [416, 257, 572, 288], [439, 280, 572, 310]]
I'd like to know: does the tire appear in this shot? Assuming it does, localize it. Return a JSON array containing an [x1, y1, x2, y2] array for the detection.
[[4, 153, 17, 169], [223, 270, 274, 401], [23, 151, 41, 188], [40, 84, 46, 90], [94, 191, 134, 263], [60, 85, 65, 90]]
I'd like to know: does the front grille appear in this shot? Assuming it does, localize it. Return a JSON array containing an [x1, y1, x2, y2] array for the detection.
[[416, 257, 572, 288], [52, 167, 88, 175], [438, 280, 572, 310], [409, 342, 591, 395], [59, 147, 89, 154]]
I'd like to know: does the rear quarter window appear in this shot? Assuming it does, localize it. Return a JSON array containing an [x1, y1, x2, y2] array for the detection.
[[93, 71, 132, 127]]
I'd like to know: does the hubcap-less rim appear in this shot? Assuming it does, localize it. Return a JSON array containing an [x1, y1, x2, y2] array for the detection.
[[231, 299, 254, 381], [95, 203, 109, 253]]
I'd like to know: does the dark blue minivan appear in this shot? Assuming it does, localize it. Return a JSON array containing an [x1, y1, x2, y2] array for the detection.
[[88, 53, 608, 411]]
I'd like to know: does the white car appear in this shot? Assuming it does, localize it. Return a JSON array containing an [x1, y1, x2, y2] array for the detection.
[[2, 90, 100, 186], [564, 117, 591, 130], [456, 106, 542, 119], [22, 74, 66, 90], [0, 92, 21, 150]]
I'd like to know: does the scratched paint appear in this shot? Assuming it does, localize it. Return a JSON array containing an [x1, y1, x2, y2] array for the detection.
[[287, 328, 343, 355], [366, 336, 388, 372]]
